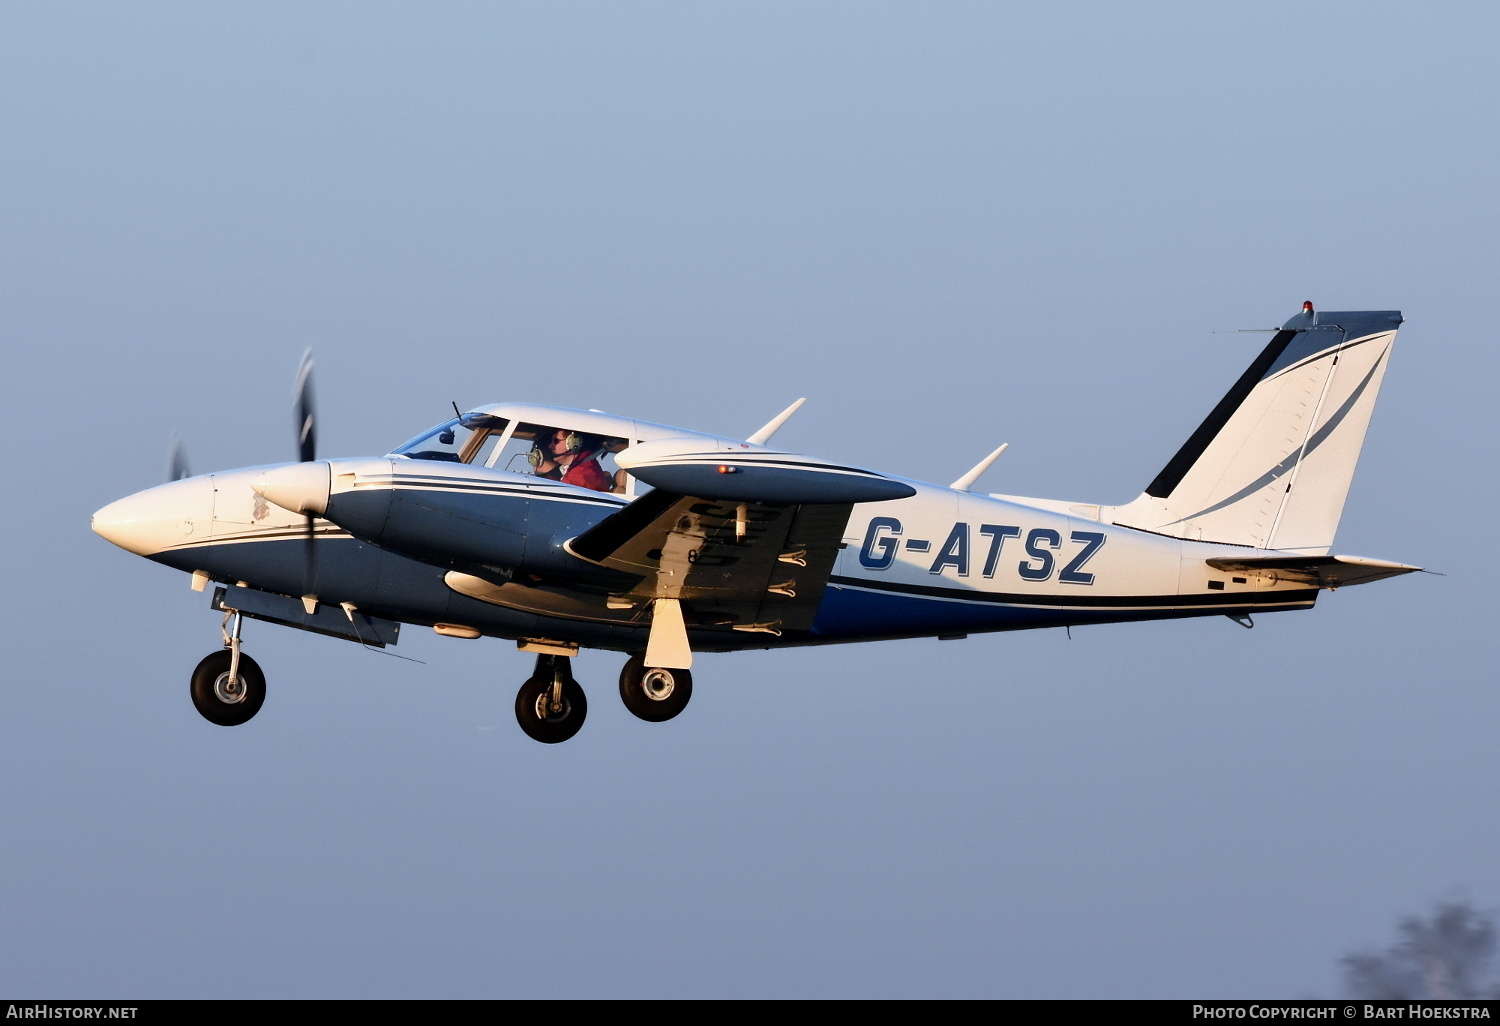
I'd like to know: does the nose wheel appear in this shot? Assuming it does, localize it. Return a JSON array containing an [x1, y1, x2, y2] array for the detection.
[[515, 654, 587, 743], [190, 649, 266, 725], [618, 653, 693, 722], [190, 609, 267, 726]]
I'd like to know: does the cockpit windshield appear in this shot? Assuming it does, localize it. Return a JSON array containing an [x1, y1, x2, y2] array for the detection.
[[390, 414, 511, 466], [390, 413, 631, 494]]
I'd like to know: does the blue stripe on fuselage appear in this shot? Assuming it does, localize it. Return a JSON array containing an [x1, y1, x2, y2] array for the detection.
[[809, 579, 1318, 638]]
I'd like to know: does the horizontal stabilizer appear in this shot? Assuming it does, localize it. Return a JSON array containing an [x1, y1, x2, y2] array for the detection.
[[1204, 554, 1421, 589]]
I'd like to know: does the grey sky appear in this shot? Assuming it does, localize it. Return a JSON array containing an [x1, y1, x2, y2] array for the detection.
[[1, 1, 1495, 997]]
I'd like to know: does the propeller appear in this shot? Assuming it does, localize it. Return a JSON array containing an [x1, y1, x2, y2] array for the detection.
[[293, 350, 319, 601], [166, 432, 191, 482], [166, 351, 324, 604], [295, 350, 317, 464]]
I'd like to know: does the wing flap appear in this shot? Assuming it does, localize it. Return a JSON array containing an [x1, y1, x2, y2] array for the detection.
[[567, 492, 852, 631]]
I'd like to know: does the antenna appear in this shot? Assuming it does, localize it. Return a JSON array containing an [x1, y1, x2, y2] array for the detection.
[[951, 443, 1009, 491], [746, 398, 806, 446]]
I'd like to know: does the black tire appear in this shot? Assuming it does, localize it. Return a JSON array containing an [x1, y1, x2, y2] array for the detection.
[[515, 674, 587, 743], [618, 654, 693, 722], [190, 650, 266, 727]]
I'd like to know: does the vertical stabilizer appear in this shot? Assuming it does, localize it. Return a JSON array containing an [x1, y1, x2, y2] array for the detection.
[[1107, 306, 1402, 554]]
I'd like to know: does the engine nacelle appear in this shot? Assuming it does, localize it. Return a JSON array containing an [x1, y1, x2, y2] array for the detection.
[[255, 458, 626, 583]]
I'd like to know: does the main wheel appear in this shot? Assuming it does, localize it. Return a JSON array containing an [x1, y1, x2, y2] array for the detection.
[[515, 674, 587, 743], [618, 654, 693, 722], [190, 650, 266, 726]]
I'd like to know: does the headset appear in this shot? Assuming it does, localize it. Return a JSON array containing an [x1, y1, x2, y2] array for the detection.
[[527, 430, 585, 468]]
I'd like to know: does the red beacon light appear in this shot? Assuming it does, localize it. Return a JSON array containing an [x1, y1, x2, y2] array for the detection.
[[1303, 301, 1314, 313]]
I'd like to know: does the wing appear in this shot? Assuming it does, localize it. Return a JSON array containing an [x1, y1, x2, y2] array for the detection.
[[567, 489, 852, 634]]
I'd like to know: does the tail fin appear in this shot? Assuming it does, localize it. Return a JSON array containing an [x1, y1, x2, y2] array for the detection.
[[1108, 305, 1403, 554]]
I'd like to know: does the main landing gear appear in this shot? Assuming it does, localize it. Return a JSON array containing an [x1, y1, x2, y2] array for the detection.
[[514, 654, 588, 744], [618, 654, 693, 723], [511, 651, 694, 743], [190, 609, 266, 726]]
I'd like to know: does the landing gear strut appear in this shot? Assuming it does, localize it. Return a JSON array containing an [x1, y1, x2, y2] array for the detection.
[[190, 610, 267, 726], [618, 653, 693, 722], [514, 653, 587, 743]]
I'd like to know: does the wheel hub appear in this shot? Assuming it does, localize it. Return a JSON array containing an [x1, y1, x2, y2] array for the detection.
[[213, 671, 248, 705], [534, 691, 570, 722], [641, 669, 675, 702]]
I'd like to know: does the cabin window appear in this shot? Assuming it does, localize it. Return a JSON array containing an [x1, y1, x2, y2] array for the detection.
[[390, 414, 511, 465], [490, 422, 630, 493]]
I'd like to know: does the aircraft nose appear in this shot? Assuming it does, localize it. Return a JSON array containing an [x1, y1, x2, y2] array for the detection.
[[92, 478, 213, 556], [252, 461, 330, 516]]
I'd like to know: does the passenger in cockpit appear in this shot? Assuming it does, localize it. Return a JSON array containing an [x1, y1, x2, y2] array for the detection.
[[530, 429, 614, 492], [605, 437, 630, 493]]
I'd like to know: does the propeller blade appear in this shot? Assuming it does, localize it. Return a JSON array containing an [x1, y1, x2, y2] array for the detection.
[[166, 433, 191, 482], [293, 350, 319, 598], [294, 349, 317, 464], [302, 512, 318, 598]]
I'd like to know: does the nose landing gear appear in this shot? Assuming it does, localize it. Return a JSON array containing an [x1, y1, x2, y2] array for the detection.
[[514, 653, 588, 743], [190, 610, 266, 726], [618, 653, 693, 722]]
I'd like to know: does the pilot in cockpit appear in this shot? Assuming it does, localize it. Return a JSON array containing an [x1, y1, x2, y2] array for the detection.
[[529, 429, 615, 492]]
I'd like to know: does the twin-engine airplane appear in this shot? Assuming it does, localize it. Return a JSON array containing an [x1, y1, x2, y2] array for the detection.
[[93, 303, 1420, 742]]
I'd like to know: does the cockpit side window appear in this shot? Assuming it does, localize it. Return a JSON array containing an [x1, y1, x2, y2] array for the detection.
[[390, 414, 510, 465], [493, 423, 631, 493]]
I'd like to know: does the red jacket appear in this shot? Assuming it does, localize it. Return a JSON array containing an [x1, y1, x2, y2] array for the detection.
[[561, 454, 613, 492]]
